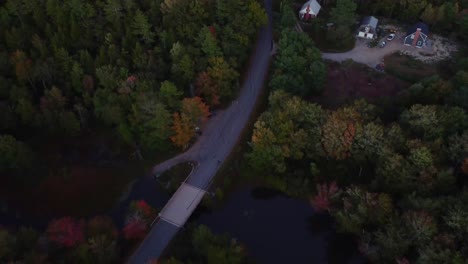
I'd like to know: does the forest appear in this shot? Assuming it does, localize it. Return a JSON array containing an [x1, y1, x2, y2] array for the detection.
[[0, 0, 267, 182], [243, 0, 468, 263], [0, 0, 267, 262], [1, 0, 468, 263]]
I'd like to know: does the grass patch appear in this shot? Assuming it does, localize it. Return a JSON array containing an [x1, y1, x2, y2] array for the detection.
[[384, 52, 438, 83]]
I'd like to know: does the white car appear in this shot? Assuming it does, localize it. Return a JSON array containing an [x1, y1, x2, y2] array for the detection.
[[386, 33, 396, 41]]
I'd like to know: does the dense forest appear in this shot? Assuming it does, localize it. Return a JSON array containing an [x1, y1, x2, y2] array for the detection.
[[0, 0, 266, 262], [1, 0, 468, 263], [0, 0, 267, 183], [243, 0, 468, 263]]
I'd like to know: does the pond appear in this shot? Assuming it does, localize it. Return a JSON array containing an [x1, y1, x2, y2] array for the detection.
[[193, 187, 367, 264]]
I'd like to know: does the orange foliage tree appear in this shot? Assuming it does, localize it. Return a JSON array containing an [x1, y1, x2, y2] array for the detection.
[[321, 107, 361, 160], [171, 97, 210, 149], [10, 50, 33, 84], [461, 158, 468, 174]]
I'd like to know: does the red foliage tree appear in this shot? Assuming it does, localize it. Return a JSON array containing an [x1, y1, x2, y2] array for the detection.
[[46, 217, 85, 248], [209, 25, 217, 38], [123, 215, 147, 240], [310, 181, 339, 212], [130, 200, 157, 222], [196, 71, 220, 107], [396, 258, 410, 264]]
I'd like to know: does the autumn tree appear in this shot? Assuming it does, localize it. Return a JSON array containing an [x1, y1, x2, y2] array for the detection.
[[47, 217, 85, 248], [321, 106, 362, 160], [171, 97, 210, 149], [196, 57, 239, 106], [310, 181, 340, 212]]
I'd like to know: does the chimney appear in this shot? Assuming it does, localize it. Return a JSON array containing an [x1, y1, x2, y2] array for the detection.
[[412, 28, 421, 47]]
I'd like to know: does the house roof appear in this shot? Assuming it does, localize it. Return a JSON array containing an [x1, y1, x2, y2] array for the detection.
[[360, 16, 378, 28], [406, 22, 429, 36], [299, 0, 321, 15]]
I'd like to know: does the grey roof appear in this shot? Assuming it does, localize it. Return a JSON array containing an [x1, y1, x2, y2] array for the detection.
[[360, 16, 378, 28], [300, 0, 321, 15], [406, 22, 429, 36]]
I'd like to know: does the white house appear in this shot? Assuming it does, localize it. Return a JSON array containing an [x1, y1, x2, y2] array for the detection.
[[299, 0, 321, 21], [357, 16, 379, 39]]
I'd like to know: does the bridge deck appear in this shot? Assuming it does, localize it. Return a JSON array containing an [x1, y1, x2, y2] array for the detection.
[[159, 183, 206, 227]]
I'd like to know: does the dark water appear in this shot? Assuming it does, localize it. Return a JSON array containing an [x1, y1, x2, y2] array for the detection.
[[0, 175, 170, 230], [1, 177, 366, 264], [194, 187, 366, 264], [110, 176, 170, 228]]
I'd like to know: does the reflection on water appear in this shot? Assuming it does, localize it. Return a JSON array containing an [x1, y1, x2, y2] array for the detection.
[[194, 187, 367, 264]]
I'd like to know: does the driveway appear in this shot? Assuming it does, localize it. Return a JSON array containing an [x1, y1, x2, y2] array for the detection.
[[322, 33, 406, 67]]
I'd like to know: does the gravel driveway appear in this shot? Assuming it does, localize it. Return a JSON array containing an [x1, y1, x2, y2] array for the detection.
[[322, 33, 405, 67]]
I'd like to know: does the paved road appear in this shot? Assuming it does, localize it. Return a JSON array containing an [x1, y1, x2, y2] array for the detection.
[[128, 0, 273, 262]]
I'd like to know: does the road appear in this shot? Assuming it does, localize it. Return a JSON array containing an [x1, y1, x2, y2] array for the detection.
[[128, 0, 273, 262], [322, 34, 406, 67]]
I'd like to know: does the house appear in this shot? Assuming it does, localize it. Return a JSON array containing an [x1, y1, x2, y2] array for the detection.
[[299, 0, 321, 21], [357, 16, 379, 39], [404, 22, 429, 48]]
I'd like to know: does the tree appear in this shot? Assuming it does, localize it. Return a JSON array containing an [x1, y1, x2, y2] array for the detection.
[[198, 26, 222, 58], [88, 235, 118, 264], [400, 104, 442, 140], [159, 81, 182, 110], [351, 122, 385, 162], [366, 220, 411, 263], [10, 50, 33, 85], [192, 225, 247, 264], [196, 71, 219, 106], [40, 86, 81, 136], [270, 29, 325, 96], [321, 107, 361, 160], [403, 211, 437, 243], [46, 217, 85, 248], [0, 229, 13, 261], [161, 95, 197, 142], [123, 200, 157, 241], [446, 131, 468, 163], [87, 216, 118, 239], [375, 147, 416, 194], [248, 90, 324, 173], [333, 187, 393, 234], [329, 0, 357, 27], [129, 93, 173, 151], [123, 215, 147, 240], [131, 9, 155, 45], [310, 181, 340, 212], [0, 134, 34, 174], [203, 57, 239, 103], [171, 112, 195, 149]]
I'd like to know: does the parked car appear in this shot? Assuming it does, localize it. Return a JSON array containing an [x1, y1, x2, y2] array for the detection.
[[379, 41, 387, 48], [386, 33, 396, 41]]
